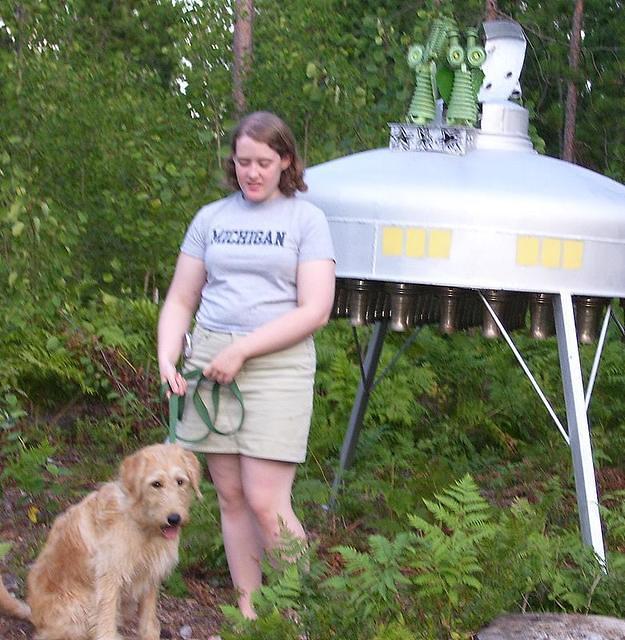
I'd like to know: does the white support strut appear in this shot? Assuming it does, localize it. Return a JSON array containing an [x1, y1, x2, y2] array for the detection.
[[553, 292, 606, 566]]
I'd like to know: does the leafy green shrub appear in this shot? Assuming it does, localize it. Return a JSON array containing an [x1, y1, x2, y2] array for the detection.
[[221, 610, 300, 640], [0, 542, 11, 561], [0, 292, 161, 429], [163, 568, 191, 598], [0, 439, 61, 495], [371, 621, 415, 640], [177, 480, 227, 576], [325, 532, 413, 621], [406, 474, 496, 634]]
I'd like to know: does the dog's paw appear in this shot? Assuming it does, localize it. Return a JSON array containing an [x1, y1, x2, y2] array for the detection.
[[94, 629, 125, 640], [137, 622, 161, 640]]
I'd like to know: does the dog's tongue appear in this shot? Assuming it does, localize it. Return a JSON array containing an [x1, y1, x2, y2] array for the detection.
[[161, 525, 180, 540]]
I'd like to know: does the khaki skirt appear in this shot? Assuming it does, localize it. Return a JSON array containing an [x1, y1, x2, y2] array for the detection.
[[174, 325, 316, 463]]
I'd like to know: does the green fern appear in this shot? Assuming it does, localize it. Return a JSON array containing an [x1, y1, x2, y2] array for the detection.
[[252, 562, 303, 613], [602, 490, 625, 545], [220, 608, 300, 640], [220, 530, 314, 639], [371, 618, 414, 640], [0, 542, 11, 560], [177, 483, 225, 573], [324, 532, 413, 620], [411, 474, 493, 536], [407, 475, 495, 624], [1, 439, 59, 494]]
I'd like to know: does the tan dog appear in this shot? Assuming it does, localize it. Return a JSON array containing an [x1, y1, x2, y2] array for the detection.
[[0, 443, 201, 640]]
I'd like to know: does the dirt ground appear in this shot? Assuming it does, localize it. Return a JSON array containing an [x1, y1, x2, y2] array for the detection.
[[0, 587, 227, 640]]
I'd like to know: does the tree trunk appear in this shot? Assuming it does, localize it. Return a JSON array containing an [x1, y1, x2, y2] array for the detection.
[[562, 0, 584, 163], [485, 0, 498, 21], [233, 0, 254, 118]]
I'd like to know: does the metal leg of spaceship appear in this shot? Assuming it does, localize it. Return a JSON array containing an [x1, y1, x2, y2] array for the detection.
[[328, 321, 388, 511], [553, 293, 605, 565]]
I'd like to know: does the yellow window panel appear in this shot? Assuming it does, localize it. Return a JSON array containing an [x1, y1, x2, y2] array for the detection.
[[516, 235, 540, 266], [541, 237, 561, 268], [428, 229, 452, 259], [382, 226, 403, 256], [562, 240, 584, 270], [406, 228, 426, 258]]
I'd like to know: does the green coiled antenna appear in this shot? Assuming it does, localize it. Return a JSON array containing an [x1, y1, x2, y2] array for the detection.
[[446, 27, 486, 126], [466, 27, 487, 67], [446, 28, 476, 126], [405, 16, 486, 127], [446, 27, 465, 67], [425, 17, 452, 61], [405, 18, 453, 124], [446, 70, 477, 126], [407, 63, 437, 124]]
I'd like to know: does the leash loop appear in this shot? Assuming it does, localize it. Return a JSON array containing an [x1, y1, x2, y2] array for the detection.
[[160, 369, 244, 443]]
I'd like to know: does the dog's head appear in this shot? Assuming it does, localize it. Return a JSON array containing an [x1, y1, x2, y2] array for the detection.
[[120, 443, 202, 540]]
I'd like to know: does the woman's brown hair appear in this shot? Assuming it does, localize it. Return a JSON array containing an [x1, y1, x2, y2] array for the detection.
[[225, 111, 307, 197]]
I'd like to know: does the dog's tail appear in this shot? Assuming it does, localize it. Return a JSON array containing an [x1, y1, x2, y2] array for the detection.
[[0, 575, 31, 621]]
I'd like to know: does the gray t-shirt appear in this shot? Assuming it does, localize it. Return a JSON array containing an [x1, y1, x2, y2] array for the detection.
[[180, 192, 335, 333]]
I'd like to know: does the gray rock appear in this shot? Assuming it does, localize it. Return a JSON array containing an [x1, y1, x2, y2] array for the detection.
[[476, 613, 625, 640], [179, 624, 193, 639], [1, 573, 20, 592]]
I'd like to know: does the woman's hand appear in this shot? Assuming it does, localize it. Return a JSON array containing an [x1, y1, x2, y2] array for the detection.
[[203, 343, 247, 385], [160, 361, 188, 396], [157, 254, 206, 396]]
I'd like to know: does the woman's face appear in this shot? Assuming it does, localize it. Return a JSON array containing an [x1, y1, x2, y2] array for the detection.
[[233, 135, 291, 203]]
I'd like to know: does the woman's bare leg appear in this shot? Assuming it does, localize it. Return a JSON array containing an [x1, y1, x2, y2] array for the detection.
[[206, 453, 263, 618], [240, 456, 306, 551], [207, 454, 306, 618]]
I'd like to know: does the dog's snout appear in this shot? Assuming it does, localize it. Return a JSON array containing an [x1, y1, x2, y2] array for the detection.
[[167, 513, 181, 526]]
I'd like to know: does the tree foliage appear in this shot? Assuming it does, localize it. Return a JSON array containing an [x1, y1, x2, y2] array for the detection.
[[3, 0, 624, 297]]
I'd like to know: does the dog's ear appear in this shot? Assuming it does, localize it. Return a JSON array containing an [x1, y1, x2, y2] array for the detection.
[[182, 450, 202, 499], [120, 450, 147, 500]]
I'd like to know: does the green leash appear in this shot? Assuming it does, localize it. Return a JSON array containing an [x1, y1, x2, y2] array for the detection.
[[160, 369, 245, 443]]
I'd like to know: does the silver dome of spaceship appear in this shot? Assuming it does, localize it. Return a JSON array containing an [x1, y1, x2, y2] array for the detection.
[[303, 107, 625, 297]]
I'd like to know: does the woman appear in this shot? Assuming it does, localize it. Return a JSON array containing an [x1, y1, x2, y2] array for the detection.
[[157, 111, 335, 618]]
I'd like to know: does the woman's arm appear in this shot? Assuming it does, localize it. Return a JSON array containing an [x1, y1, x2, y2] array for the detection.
[[157, 253, 207, 394], [204, 259, 336, 384]]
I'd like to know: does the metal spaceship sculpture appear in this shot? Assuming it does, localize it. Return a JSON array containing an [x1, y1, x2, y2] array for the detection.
[[302, 20, 625, 564]]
